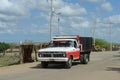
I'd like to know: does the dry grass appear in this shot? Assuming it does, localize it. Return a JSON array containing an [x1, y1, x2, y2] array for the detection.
[[0, 54, 20, 67]]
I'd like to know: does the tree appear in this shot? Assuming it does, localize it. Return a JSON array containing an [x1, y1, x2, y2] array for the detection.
[[0, 42, 10, 55], [95, 39, 110, 51]]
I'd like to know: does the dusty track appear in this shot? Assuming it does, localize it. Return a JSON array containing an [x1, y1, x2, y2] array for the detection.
[[0, 51, 120, 80]]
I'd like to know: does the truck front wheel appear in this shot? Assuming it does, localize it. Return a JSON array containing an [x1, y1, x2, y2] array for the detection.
[[65, 57, 72, 69], [41, 62, 48, 68]]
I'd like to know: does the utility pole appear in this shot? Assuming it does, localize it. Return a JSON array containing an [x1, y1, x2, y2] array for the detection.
[[93, 20, 96, 46], [109, 22, 113, 51], [57, 12, 61, 35], [93, 18, 97, 47], [50, 0, 54, 40], [58, 17, 60, 35]]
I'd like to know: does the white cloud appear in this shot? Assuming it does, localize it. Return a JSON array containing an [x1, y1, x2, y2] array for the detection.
[[107, 15, 120, 23], [58, 3, 87, 16], [54, 0, 65, 8], [66, 17, 90, 29], [80, 21, 90, 28], [30, 24, 49, 34], [0, 14, 19, 22], [0, 21, 16, 34], [0, 0, 12, 11], [0, 0, 29, 34], [0, 0, 29, 30], [81, 0, 103, 3], [87, 0, 99, 3], [0, 0, 27, 16], [101, 2, 113, 12]]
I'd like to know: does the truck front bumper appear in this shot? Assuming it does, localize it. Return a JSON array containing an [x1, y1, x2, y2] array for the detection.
[[38, 57, 68, 62]]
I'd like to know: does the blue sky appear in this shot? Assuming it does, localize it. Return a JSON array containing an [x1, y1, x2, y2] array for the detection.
[[0, 0, 120, 43]]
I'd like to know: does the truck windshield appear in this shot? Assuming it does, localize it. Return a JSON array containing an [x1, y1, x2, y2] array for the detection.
[[49, 41, 74, 47]]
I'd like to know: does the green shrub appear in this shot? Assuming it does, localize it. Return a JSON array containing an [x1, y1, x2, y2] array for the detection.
[[95, 38, 110, 50], [0, 42, 10, 53]]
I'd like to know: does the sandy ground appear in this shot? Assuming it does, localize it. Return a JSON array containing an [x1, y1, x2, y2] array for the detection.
[[0, 51, 120, 80]]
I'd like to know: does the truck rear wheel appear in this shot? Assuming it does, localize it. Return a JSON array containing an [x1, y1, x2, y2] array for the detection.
[[80, 54, 89, 64], [41, 62, 48, 68], [65, 57, 72, 69]]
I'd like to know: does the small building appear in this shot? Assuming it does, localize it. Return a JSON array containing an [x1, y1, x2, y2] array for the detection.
[[6, 48, 20, 53]]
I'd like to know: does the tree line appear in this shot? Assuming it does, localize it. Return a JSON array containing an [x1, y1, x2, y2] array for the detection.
[[95, 38, 120, 51], [0, 42, 10, 53]]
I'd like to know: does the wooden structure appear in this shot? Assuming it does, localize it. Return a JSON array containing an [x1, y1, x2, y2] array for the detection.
[[20, 43, 33, 63], [20, 41, 49, 64]]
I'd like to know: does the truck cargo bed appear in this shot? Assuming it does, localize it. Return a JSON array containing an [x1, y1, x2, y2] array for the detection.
[[80, 37, 92, 53]]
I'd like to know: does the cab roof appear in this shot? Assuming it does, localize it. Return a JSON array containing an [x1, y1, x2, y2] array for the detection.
[[53, 39, 76, 42], [53, 35, 80, 40]]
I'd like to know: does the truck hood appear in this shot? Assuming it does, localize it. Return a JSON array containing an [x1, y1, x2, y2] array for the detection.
[[38, 47, 75, 52]]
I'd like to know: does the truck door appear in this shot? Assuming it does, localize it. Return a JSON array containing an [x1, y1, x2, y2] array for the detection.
[[73, 41, 80, 59]]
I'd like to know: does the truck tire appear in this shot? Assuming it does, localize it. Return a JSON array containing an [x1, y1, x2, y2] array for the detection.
[[41, 62, 48, 68], [65, 57, 72, 69], [80, 54, 89, 64]]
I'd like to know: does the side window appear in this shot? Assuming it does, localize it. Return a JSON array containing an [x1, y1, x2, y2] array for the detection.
[[74, 41, 77, 48]]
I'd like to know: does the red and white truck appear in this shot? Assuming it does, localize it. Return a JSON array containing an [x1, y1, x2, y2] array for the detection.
[[38, 35, 92, 68]]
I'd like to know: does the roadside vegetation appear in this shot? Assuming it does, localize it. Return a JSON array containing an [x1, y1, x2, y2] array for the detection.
[[0, 55, 20, 67], [0, 42, 10, 55], [94, 38, 120, 51], [0, 42, 20, 67]]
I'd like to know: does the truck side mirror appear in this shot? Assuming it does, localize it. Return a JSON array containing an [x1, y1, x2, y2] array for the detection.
[[79, 44, 83, 51]]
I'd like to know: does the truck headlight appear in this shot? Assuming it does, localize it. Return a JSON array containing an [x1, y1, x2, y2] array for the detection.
[[38, 52, 42, 57], [63, 53, 66, 57], [62, 52, 66, 57]]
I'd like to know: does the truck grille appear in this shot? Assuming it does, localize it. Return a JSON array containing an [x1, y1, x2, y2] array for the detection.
[[53, 54, 64, 57], [42, 54, 51, 57], [40, 52, 66, 57]]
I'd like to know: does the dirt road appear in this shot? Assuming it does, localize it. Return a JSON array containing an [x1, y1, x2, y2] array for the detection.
[[0, 51, 120, 80]]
